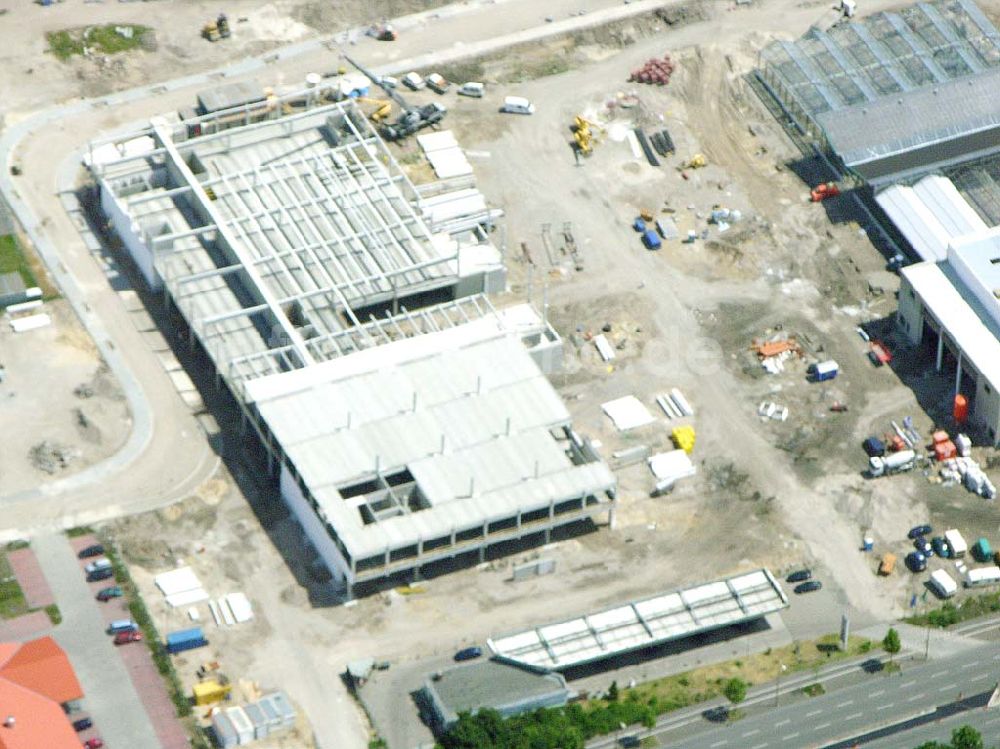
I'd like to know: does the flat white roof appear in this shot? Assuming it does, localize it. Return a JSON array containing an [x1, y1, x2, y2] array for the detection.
[[902, 260, 1000, 389], [876, 175, 987, 262], [247, 303, 615, 561], [487, 569, 788, 671]]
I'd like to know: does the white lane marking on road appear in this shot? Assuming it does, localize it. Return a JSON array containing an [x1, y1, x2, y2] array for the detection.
[[900, 680, 916, 688], [906, 693, 926, 702], [836, 700, 853, 708], [814, 723, 830, 731], [962, 662, 979, 669], [775, 719, 790, 727], [845, 712, 863, 721], [806, 709, 822, 717], [743, 730, 760, 738], [992, 654, 1000, 660], [973, 673, 990, 680], [750, 743, 768, 749], [783, 733, 800, 742], [931, 670, 948, 678], [877, 703, 895, 711], [938, 683, 957, 692], [710, 741, 727, 748], [870, 689, 885, 697]]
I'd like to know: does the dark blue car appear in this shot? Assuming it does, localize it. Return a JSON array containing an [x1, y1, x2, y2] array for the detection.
[[454, 646, 483, 662]]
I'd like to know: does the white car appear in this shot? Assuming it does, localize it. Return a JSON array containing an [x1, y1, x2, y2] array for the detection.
[[402, 72, 425, 91], [500, 96, 534, 115]]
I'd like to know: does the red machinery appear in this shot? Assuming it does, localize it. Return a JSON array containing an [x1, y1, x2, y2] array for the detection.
[[629, 55, 675, 85], [810, 182, 841, 202]]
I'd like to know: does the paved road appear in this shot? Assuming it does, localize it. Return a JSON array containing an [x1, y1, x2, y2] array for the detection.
[[33, 533, 160, 749], [659, 644, 1000, 749]]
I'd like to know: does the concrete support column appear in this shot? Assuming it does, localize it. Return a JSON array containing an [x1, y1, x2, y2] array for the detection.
[[608, 504, 617, 531], [478, 546, 485, 563], [956, 352, 963, 397], [544, 527, 551, 544], [936, 332, 944, 372]]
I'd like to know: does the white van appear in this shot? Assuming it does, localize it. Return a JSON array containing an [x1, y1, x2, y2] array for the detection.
[[500, 96, 535, 115], [965, 565, 1000, 588], [930, 569, 958, 598], [458, 81, 485, 98], [402, 72, 425, 91]]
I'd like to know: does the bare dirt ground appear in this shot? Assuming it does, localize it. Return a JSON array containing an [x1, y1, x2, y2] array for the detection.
[[0, 0, 454, 113], [0, 298, 130, 494]]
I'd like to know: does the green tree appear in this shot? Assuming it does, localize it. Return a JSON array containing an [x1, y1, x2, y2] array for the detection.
[[607, 680, 620, 702], [951, 724, 985, 749], [912, 742, 950, 749], [723, 677, 748, 705], [882, 627, 901, 663]]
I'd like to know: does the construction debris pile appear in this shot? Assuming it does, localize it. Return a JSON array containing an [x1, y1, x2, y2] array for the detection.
[[29, 441, 80, 474], [751, 334, 803, 375], [629, 55, 675, 85]]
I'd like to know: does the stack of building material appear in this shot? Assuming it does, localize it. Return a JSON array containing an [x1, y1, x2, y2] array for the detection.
[[671, 425, 696, 454], [942, 457, 996, 499], [757, 401, 788, 422], [417, 130, 473, 179], [752, 336, 802, 375], [594, 334, 616, 362], [602, 396, 655, 431], [155, 567, 209, 608], [648, 449, 696, 493], [656, 389, 694, 419], [209, 593, 254, 626], [629, 55, 675, 85]]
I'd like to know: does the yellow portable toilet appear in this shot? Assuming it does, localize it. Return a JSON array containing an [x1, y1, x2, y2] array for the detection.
[[193, 679, 232, 706], [671, 425, 696, 455]]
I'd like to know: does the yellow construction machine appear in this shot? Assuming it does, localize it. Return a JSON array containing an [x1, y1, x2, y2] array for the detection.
[[572, 115, 605, 156], [356, 97, 394, 123], [682, 153, 707, 169]]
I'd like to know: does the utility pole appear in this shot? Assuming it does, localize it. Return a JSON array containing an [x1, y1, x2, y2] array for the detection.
[[924, 625, 931, 660], [775, 662, 786, 706]]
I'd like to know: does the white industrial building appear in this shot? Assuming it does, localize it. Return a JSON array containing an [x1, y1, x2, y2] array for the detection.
[[87, 88, 616, 592], [881, 174, 1000, 443]]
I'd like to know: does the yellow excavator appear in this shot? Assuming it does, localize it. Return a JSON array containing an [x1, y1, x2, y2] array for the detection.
[[572, 115, 605, 156], [356, 97, 393, 123]]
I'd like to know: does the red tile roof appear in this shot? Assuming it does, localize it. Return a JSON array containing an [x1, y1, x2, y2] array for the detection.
[[0, 637, 85, 749]]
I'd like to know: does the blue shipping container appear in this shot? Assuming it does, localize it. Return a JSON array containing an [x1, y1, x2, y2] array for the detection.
[[642, 229, 662, 250], [165, 627, 208, 654], [808, 360, 839, 382]]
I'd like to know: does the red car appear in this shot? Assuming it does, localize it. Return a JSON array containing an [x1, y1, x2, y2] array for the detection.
[[113, 631, 142, 645], [83, 740, 104, 749]]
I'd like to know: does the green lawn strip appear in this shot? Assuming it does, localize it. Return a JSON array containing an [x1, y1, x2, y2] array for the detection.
[[905, 592, 1000, 628], [0, 235, 36, 287]]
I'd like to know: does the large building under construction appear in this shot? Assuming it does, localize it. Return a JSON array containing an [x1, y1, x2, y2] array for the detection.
[[88, 89, 616, 592]]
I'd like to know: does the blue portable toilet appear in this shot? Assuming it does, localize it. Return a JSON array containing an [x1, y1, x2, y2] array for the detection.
[[632, 218, 646, 232]]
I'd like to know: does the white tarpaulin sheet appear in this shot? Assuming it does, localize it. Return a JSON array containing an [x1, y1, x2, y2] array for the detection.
[[224, 592, 254, 623], [602, 396, 655, 431], [166, 588, 210, 608], [648, 450, 696, 482], [155, 567, 203, 597]]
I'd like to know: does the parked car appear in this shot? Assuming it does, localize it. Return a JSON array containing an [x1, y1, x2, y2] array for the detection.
[[72, 718, 92, 732], [83, 558, 112, 575], [454, 646, 483, 661], [906, 551, 928, 572], [794, 581, 823, 594], [932, 536, 951, 558], [106, 619, 138, 635], [113, 631, 142, 645], [914, 537, 933, 557], [96, 586, 123, 602], [499, 96, 535, 115], [84, 739, 104, 749], [77, 544, 104, 559], [786, 569, 812, 583], [618, 737, 641, 748], [457, 81, 485, 98], [909, 524, 933, 539], [86, 568, 114, 582]]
